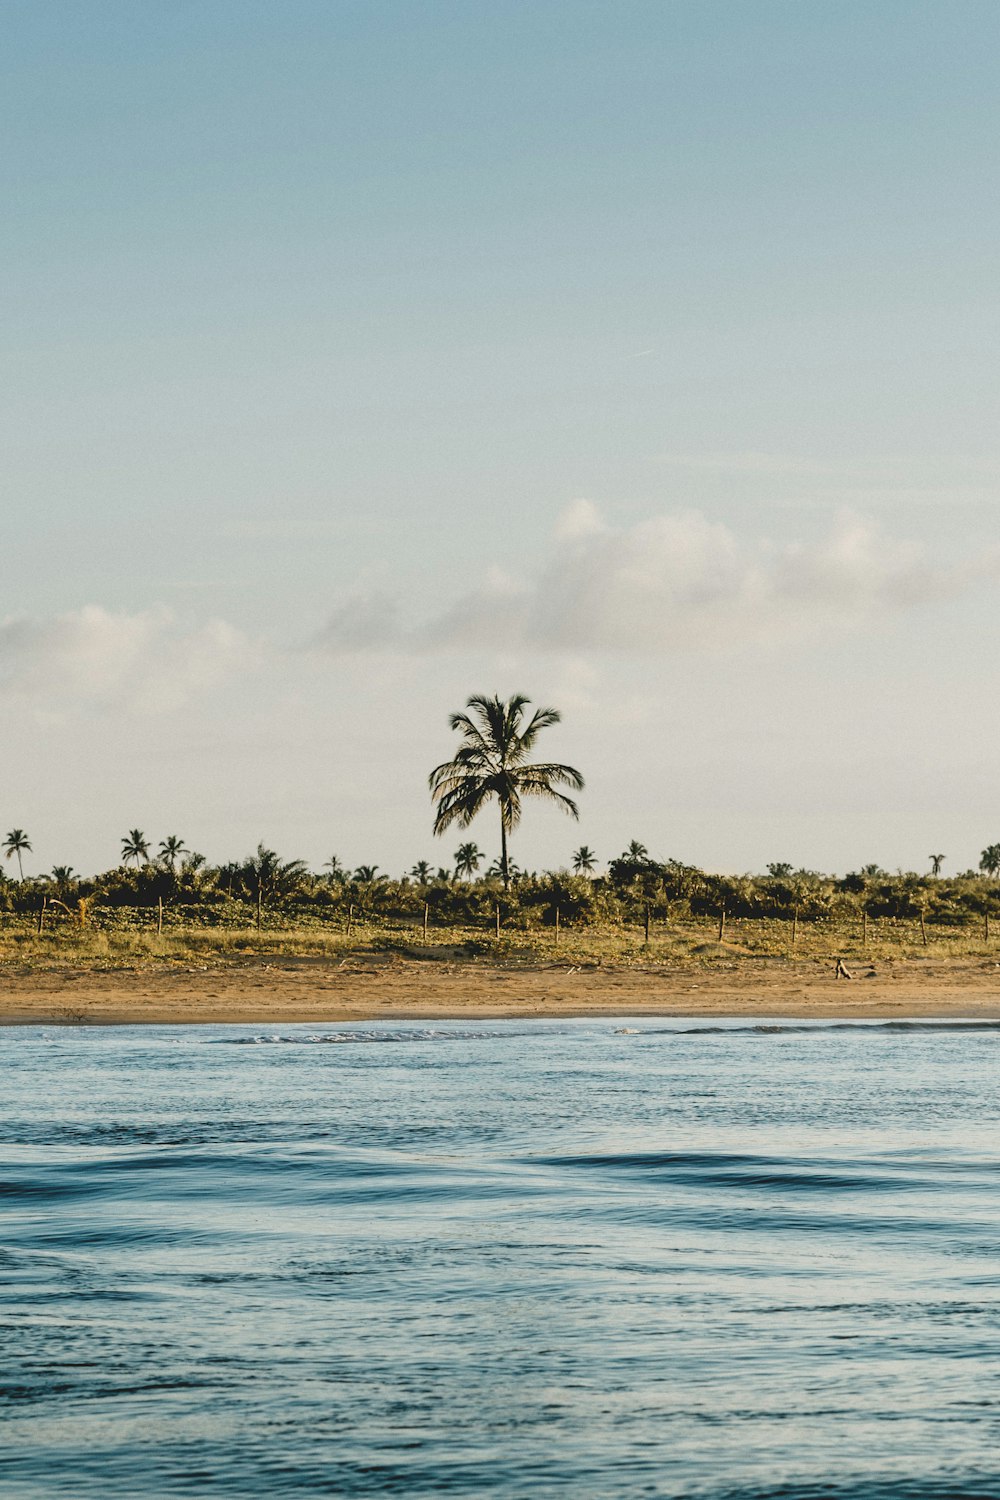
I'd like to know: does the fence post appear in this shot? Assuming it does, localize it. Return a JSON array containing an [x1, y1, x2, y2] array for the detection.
[[644, 904, 650, 945], [717, 904, 726, 943], [157, 896, 163, 935], [347, 903, 354, 938], [422, 902, 429, 942], [919, 910, 927, 946], [37, 896, 47, 934], [791, 907, 798, 950], [555, 905, 560, 947], [495, 901, 501, 940], [862, 909, 868, 947]]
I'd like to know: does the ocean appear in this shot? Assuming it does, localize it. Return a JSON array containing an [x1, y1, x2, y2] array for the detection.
[[3, 1018, 1000, 1497]]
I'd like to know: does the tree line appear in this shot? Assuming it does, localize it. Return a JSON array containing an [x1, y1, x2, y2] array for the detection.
[[3, 692, 999, 930]]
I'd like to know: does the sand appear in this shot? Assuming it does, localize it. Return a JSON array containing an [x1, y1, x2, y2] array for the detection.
[[3, 951, 1000, 1024]]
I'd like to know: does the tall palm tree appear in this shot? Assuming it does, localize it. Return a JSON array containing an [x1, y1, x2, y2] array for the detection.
[[454, 842, 484, 880], [324, 855, 347, 884], [624, 840, 650, 863], [410, 860, 432, 883], [430, 693, 583, 890], [158, 834, 188, 871], [572, 845, 597, 875], [121, 829, 150, 868], [929, 854, 946, 877], [3, 829, 31, 881]]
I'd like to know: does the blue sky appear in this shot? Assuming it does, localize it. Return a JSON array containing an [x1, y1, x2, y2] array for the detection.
[[3, 2, 999, 876]]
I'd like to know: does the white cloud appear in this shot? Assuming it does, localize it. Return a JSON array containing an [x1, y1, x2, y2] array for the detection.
[[315, 505, 1000, 657], [0, 605, 251, 713]]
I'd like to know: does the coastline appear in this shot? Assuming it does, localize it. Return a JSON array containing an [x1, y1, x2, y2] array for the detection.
[[3, 953, 1000, 1024]]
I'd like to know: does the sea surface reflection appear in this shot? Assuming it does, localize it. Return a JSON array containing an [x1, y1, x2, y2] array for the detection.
[[3, 1018, 1000, 1496]]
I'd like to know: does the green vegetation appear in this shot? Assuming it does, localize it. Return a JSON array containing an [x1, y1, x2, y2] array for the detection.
[[3, 840, 1000, 972]]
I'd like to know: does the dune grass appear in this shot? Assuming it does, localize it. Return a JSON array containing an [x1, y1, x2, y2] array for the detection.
[[0, 908, 996, 972]]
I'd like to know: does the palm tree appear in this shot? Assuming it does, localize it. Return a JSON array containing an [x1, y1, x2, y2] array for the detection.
[[242, 845, 308, 905], [3, 829, 31, 881], [158, 834, 188, 871], [980, 845, 1000, 879], [572, 845, 597, 875], [353, 864, 381, 884], [430, 693, 583, 890], [324, 855, 347, 884], [410, 860, 432, 883], [929, 854, 946, 877], [121, 829, 150, 868], [51, 865, 76, 897], [625, 840, 649, 863], [454, 842, 484, 880], [766, 862, 793, 879]]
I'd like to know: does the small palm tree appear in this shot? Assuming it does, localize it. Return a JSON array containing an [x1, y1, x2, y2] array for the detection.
[[324, 855, 347, 884], [410, 860, 432, 883], [454, 842, 484, 880], [121, 829, 150, 868], [929, 854, 946, 877], [3, 829, 32, 881], [572, 845, 597, 875], [158, 834, 188, 871], [430, 693, 583, 890], [353, 864, 381, 884], [624, 840, 650, 863], [51, 865, 76, 897], [766, 862, 794, 879], [243, 845, 307, 904], [980, 845, 1000, 879]]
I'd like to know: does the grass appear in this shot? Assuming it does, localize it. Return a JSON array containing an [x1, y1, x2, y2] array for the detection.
[[0, 909, 996, 972]]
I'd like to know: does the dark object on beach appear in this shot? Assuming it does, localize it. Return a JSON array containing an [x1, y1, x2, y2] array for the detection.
[[835, 958, 854, 979]]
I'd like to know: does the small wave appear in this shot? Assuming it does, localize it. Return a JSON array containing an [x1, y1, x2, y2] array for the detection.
[[637, 1020, 1000, 1036], [209, 1027, 531, 1046]]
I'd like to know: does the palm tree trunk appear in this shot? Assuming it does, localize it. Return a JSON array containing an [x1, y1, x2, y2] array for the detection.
[[17, 851, 23, 881], [500, 813, 509, 892]]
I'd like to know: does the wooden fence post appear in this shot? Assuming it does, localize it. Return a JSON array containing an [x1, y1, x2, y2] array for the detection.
[[862, 909, 868, 947], [495, 902, 501, 940], [554, 906, 560, 947], [919, 910, 927, 946], [157, 896, 163, 935], [717, 904, 726, 943], [422, 902, 429, 942], [347, 903, 354, 937], [37, 896, 46, 935], [791, 907, 798, 950]]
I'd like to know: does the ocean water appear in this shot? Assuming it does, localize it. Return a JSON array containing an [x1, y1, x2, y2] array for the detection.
[[3, 1020, 1000, 1498]]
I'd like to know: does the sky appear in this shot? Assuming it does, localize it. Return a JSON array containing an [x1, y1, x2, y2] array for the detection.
[[3, 0, 1000, 878]]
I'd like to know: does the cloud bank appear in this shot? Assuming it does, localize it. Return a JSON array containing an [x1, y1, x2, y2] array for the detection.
[[316, 504, 1000, 655], [5, 507, 996, 716], [0, 606, 250, 713]]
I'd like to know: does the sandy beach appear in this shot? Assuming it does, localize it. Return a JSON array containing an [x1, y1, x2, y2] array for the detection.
[[3, 952, 1000, 1025]]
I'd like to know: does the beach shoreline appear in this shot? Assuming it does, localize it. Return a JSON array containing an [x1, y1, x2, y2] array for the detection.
[[3, 953, 1000, 1024]]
